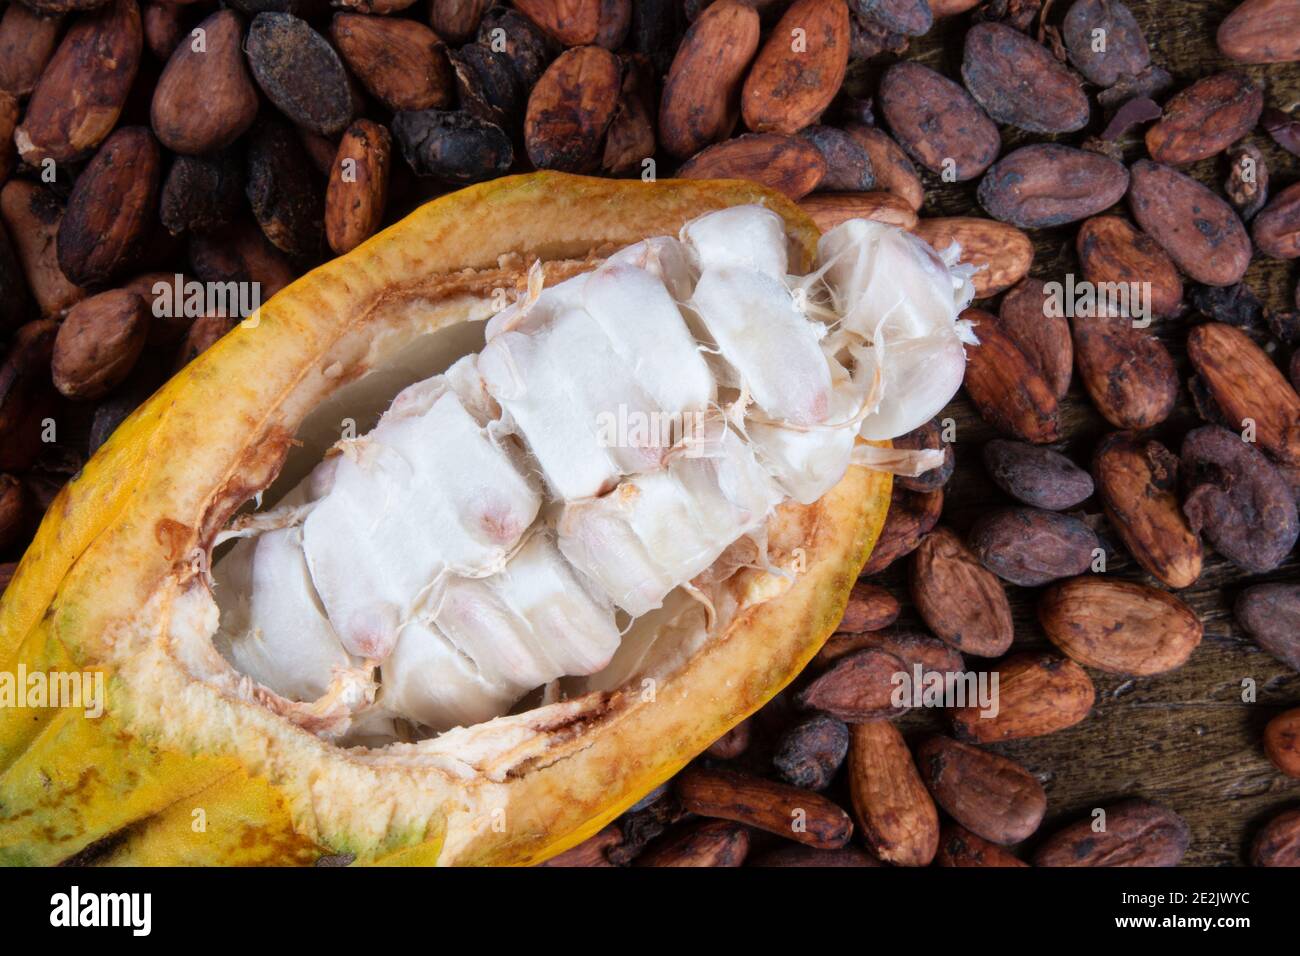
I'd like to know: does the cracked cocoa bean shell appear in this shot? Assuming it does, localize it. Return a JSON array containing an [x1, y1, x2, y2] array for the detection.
[[678, 133, 825, 199], [961, 21, 1089, 134], [1252, 182, 1300, 259], [982, 439, 1093, 510], [996, 279, 1072, 399], [247, 12, 354, 137], [1128, 160, 1251, 287], [0, 180, 86, 317], [160, 149, 245, 236], [1181, 425, 1298, 573], [1187, 322, 1300, 464], [1146, 71, 1263, 166], [911, 526, 1013, 658], [1072, 315, 1177, 430], [513, 0, 630, 48], [0, 319, 59, 471], [57, 126, 161, 286], [392, 109, 512, 184], [892, 417, 954, 492], [51, 289, 148, 400], [952, 651, 1094, 743], [878, 61, 999, 181], [676, 767, 853, 848], [15, 0, 142, 165], [476, 7, 557, 89], [658, 0, 759, 160], [1263, 708, 1300, 777], [1217, 0, 1300, 64], [525, 45, 621, 172], [331, 13, 454, 114], [861, 484, 942, 574], [773, 714, 849, 790], [969, 507, 1098, 587], [1251, 808, 1300, 867], [916, 735, 1045, 846], [325, 119, 391, 256], [936, 824, 1027, 867], [246, 115, 326, 259], [0, 4, 62, 98], [741, 0, 850, 135], [799, 126, 874, 192], [795, 647, 908, 721], [429, 0, 490, 42], [1076, 215, 1183, 319], [799, 191, 917, 232], [1237, 584, 1300, 671], [1062, 0, 1149, 86], [450, 42, 524, 129], [914, 219, 1032, 298], [962, 308, 1061, 443], [151, 10, 258, 155], [978, 145, 1129, 229], [1034, 799, 1190, 867]]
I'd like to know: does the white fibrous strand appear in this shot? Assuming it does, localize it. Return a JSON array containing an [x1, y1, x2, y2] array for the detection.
[[210, 206, 973, 740]]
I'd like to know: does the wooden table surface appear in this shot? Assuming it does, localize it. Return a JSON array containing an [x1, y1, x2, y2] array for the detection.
[[850, 0, 1300, 866]]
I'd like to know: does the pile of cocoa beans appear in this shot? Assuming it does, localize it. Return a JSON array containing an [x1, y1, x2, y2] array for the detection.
[[2, 0, 1300, 866]]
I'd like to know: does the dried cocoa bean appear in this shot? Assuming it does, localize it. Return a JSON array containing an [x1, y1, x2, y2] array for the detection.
[[741, 0, 850, 135], [525, 45, 621, 172], [332, 13, 455, 114], [1235, 583, 1300, 671], [429, 0, 490, 42], [1217, 0, 1300, 64], [0, 180, 86, 317], [325, 120, 391, 256], [246, 13, 354, 137], [477, 7, 557, 88], [983, 439, 1093, 510], [795, 647, 907, 721], [1033, 799, 1190, 867], [705, 718, 751, 759], [847, 721, 939, 867], [151, 10, 257, 155], [892, 417, 954, 492], [911, 526, 1013, 657], [773, 714, 849, 789], [394, 110, 514, 185], [188, 218, 294, 301], [936, 824, 1028, 867], [1076, 215, 1183, 319], [962, 309, 1061, 443], [1262, 106, 1300, 157], [857, 0, 931, 34], [969, 507, 1098, 586], [913, 218, 1032, 298], [799, 191, 918, 231], [539, 824, 620, 866], [1187, 322, 1300, 463], [51, 290, 148, 400], [1251, 808, 1300, 867], [879, 61, 1000, 181], [1263, 708, 1300, 778], [676, 766, 853, 848], [246, 115, 325, 260], [1062, 0, 1149, 86], [57, 126, 161, 286], [861, 484, 942, 574], [0, 4, 63, 98], [916, 735, 1045, 845], [160, 149, 244, 237], [1252, 182, 1300, 259], [449, 43, 524, 129], [848, 5, 909, 59], [997, 279, 1072, 399], [16, 0, 142, 164], [1127, 160, 1251, 287], [635, 819, 749, 867], [678, 133, 826, 199], [601, 53, 655, 174], [799, 126, 874, 192], [952, 651, 1095, 742], [0, 320, 59, 471], [978, 145, 1129, 229], [1073, 315, 1178, 430], [1146, 71, 1263, 166], [842, 123, 922, 210], [838, 582, 900, 632], [142, 2, 190, 60], [816, 629, 965, 681], [513, 0, 630, 48], [962, 21, 1089, 134], [749, 845, 880, 866]]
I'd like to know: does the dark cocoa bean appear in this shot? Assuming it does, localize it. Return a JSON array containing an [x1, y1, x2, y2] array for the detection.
[[916, 735, 1046, 845], [188, 218, 295, 300], [800, 126, 874, 192], [978, 144, 1129, 229], [1263, 106, 1300, 157], [816, 629, 965, 681], [1236, 584, 1300, 672], [936, 824, 1027, 867], [477, 7, 557, 88], [842, 123, 923, 210], [968, 506, 1098, 586], [982, 440, 1093, 510], [245, 115, 325, 260], [773, 714, 850, 790], [393, 110, 513, 185], [160, 149, 244, 236], [1033, 799, 1190, 867], [601, 53, 655, 175], [1146, 71, 1263, 166], [879, 61, 999, 181], [0, 4, 63, 99], [1062, 0, 1149, 86], [246, 12, 354, 137], [962, 21, 1089, 134], [450, 42, 524, 129], [856, 0, 931, 34]]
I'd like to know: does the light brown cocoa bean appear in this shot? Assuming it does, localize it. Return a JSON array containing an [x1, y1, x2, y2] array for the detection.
[[677, 133, 826, 199], [1033, 799, 1190, 867], [996, 279, 1072, 400], [332, 13, 455, 114], [837, 582, 900, 633], [513, 0, 630, 48], [952, 651, 1095, 742], [913, 218, 1032, 298], [1076, 215, 1183, 319], [1252, 181, 1300, 259], [800, 191, 917, 232], [795, 647, 907, 721], [741, 0, 850, 135], [676, 766, 853, 848], [911, 526, 1013, 658], [847, 721, 939, 867], [1217, 0, 1300, 64], [916, 735, 1045, 845], [961, 308, 1061, 443], [429, 0, 491, 43], [842, 123, 923, 210], [325, 120, 391, 256], [1072, 315, 1178, 430], [860, 484, 942, 575], [525, 45, 622, 172], [51, 289, 149, 400], [1146, 71, 1263, 166], [151, 10, 258, 155]]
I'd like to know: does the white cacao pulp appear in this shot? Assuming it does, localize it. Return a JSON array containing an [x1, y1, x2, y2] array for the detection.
[[211, 208, 975, 740]]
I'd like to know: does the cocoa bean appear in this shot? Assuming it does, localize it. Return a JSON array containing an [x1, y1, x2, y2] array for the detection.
[[799, 126, 874, 192], [1263, 106, 1300, 158], [429, 0, 490, 43], [913, 218, 1032, 298], [962, 308, 1061, 443], [929, 0, 981, 14], [969, 507, 1098, 586], [795, 647, 907, 721], [392, 110, 513, 184], [838, 581, 900, 632], [188, 219, 295, 302], [1235, 583, 1300, 671], [978, 145, 1129, 229], [246, 12, 354, 137], [16, 0, 142, 164], [525, 45, 622, 172], [1073, 315, 1178, 430], [773, 714, 849, 789], [1263, 708, 1300, 778], [676, 766, 853, 848], [678, 133, 826, 200], [962, 21, 1089, 134], [842, 123, 923, 210], [952, 651, 1095, 742], [892, 417, 954, 493], [246, 115, 325, 260], [1062, 0, 1149, 86], [997, 279, 1072, 399], [705, 718, 751, 760], [160, 149, 244, 237], [741, 0, 850, 135], [0, 4, 63, 98], [51, 290, 148, 400], [857, 0, 931, 34], [749, 845, 880, 866], [151, 10, 257, 155], [601, 53, 655, 175], [325, 120, 391, 256], [878, 61, 999, 181], [1187, 322, 1300, 464], [816, 629, 965, 681], [1128, 160, 1251, 287], [1225, 143, 1269, 221], [936, 824, 1028, 867], [1076, 215, 1183, 319], [142, 1, 190, 60], [476, 7, 557, 89], [983, 439, 1093, 510], [539, 824, 620, 866], [861, 484, 942, 574], [1252, 182, 1300, 259], [1033, 799, 1190, 867], [0, 319, 59, 471], [1146, 71, 1263, 166], [847, 721, 939, 867], [916, 735, 1045, 845], [1251, 808, 1300, 867], [635, 819, 749, 867], [0, 180, 86, 317], [332, 13, 455, 113], [57, 126, 161, 285], [513, 0, 630, 48], [1094, 432, 1202, 589], [799, 191, 918, 231], [449, 43, 524, 129], [911, 526, 1013, 658], [1217, 0, 1300, 64]]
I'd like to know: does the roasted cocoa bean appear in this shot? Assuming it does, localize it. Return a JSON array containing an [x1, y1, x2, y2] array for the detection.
[[325, 120, 391, 256], [996, 279, 1072, 399], [51, 290, 148, 400], [936, 824, 1028, 867], [449, 43, 523, 129], [0, 4, 63, 98], [678, 133, 826, 199], [848, 721, 939, 867], [978, 145, 1129, 229], [525, 45, 621, 172], [795, 647, 907, 721], [1128, 160, 1251, 287], [477, 7, 557, 88], [1235, 583, 1300, 671], [151, 10, 258, 155], [799, 191, 917, 231], [393, 110, 513, 184], [635, 819, 749, 867], [962, 21, 1089, 134], [1217, 0, 1300, 64], [1033, 799, 1190, 867], [861, 484, 943, 574], [1062, 0, 1149, 86], [247, 13, 354, 137], [916, 735, 1045, 845], [962, 309, 1061, 443], [879, 61, 999, 181], [1263, 708, 1300, 778], [332, 14, 455, 114], [429, 0, 490, 42], [676, 766, 853, 849], [911, 526, 1013, 657], [160, 149, 244, 237], [952, 651, 1095, 742], [842, 123, 923, 210], [246, 115, 325, 259], [1073, 314, 1178, 430], [969, 507, 1098, 586], [1251, 808, 1300, 867], [1252, 182, 1300, 259], [773, 714, 850, 789], [1076, 215, 1183, 319], [0, 180, 86, 317], [799, 126, 874, 192], [1146, 71, 1263, 166], [0, 320, 59, 471], [913, 219, 1033, 298], [892, 417, 954, 493], [838, 582, 901, 632], [983, 439, 1093, 510], [741, 0, 850, 135]]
